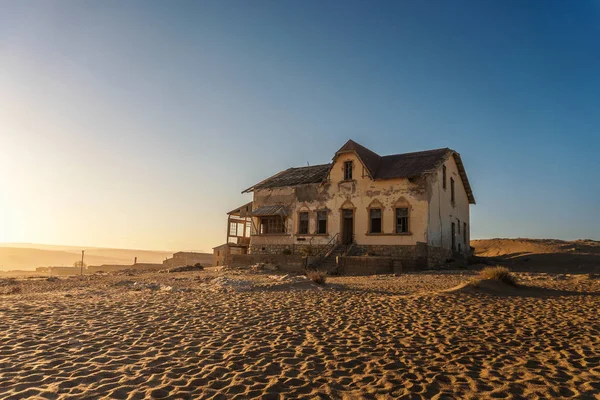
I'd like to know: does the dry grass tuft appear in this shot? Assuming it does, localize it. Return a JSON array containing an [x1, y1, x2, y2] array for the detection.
[[307, 270, 326, 285], [479, 266, 518, 286]]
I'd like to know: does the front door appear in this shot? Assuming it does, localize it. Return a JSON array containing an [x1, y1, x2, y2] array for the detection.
[[342, 209, 354, 245]]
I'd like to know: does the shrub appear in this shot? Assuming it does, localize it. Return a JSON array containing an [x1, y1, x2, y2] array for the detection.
[[307, 270, 326, 285], [299, 247, 314, 257], [479, 266, 517, 286], [282, 248, 292, 255]]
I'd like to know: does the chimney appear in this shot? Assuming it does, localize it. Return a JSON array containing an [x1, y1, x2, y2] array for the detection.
[[134, 257, 137, 265]]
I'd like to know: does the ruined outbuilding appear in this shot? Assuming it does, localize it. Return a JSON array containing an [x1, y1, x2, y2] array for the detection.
[[234, 140, 476, 271]]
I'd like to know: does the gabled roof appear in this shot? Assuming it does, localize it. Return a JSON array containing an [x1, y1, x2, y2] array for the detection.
[[335, 140, 475, 204], [335, 139, 381, 178], [242, 164, 330, 193], [242, 140, 475, 204], [227, 202, 253, 216], [376, 148, 451, 179]]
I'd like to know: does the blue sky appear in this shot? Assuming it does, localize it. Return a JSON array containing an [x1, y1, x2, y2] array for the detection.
[[1, 1, 598, 251]]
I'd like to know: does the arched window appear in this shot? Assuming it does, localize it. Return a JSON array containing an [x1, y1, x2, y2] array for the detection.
[[394, 198, 410, 234], [367, 199, 384, 234]]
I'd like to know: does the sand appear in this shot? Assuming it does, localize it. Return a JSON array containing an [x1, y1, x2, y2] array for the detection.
[[472, 238, 600, 274], [1, 269, 599, 399]]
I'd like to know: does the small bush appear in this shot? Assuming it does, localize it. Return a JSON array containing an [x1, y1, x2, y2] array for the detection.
[[479, 266, 517, 286], [307, 270, 326, 285], [282, 248, 292, 255], [299, 247, 314, 257]]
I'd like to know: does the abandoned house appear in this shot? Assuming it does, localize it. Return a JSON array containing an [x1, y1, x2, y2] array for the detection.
[[230, 139, 475, 272]]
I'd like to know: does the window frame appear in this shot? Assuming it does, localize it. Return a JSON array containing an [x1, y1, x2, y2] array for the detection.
[[369, 208, 383, 234], [259, 216, 286, 234], [316, 210, 328, 235], [442, 165, 447, 190], [395, 207, 409, 234], [343, 160, 353, 181], [297, 211, 309, 235]]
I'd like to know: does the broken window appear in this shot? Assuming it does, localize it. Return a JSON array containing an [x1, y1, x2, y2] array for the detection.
[[395, 208, 409, 233], [370, 208, 382, 233], [443, 165, 447, 189], [344, 161, 353, 180], [260, 217, 285, 234], [298, 212, 309, 234], [450, 177, 455, 204], [317, 211, 327, 234]]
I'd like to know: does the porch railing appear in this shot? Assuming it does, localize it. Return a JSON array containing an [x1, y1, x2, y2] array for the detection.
[[309, 233, 339, 268]]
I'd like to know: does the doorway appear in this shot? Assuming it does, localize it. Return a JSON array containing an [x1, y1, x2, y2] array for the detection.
[[342, 209, 354, 245]]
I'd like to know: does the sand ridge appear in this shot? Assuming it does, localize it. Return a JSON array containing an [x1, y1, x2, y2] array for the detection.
[[0, 270, 599, 399]]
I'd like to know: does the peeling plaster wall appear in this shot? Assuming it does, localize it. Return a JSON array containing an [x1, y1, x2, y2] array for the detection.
[[427, 155, 471, 253], [326, 152, 429, 245], [249, 152, 433, 252]]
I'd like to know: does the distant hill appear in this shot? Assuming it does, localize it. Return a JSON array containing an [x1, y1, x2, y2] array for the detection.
[[0, 243, 175, 271], [471, 238, 600, 273]]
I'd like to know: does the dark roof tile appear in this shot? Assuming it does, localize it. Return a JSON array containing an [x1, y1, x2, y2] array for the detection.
[[242, 164, 330, 192]]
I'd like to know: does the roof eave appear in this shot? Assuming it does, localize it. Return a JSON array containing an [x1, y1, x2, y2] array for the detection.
[[242, 168, 291, 194], [452, 152, 476, 205]]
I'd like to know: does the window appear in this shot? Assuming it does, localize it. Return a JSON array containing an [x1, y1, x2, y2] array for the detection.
[[344, 161, 353, 180], [369, 208, 382, 233], [395, 208, 409, 233], [317, 211, 327, 234], [229, 222, 237, 236], [442, 165, 447, 189], [463, 222, 467, 243], [450, 177, 455, 204], [457, 219, 461, 235], [260, 217, 285, 234], [298, 212, 309, 234]]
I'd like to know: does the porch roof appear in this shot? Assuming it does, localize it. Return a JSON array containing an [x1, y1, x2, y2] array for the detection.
[[250, 205, 289, 217]]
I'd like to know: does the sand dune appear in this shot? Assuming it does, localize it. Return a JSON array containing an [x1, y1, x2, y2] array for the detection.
[[1, 269, 598, 399], [472, 238, 600, 273]]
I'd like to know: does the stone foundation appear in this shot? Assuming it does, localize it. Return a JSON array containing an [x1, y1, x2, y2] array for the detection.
[[349, 243, 453, 270], [249, 242, 454, 273], [229, 254, 306, 273], [250, 244, 325, 256]]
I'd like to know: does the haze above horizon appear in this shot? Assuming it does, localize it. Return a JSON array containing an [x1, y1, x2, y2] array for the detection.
[[1, 1, 599, 251]]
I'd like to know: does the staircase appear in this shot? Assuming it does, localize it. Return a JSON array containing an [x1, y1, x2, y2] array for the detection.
[[316, 244, 348, 273]]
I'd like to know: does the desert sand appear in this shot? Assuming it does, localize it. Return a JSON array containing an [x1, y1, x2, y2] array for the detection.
[[472, 238, 600, 274], [1, 266, 598, 399]]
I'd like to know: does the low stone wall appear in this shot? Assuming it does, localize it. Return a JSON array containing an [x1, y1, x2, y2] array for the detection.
[[87, 265, 165, 274], [229, 254, 307, 273], [351, 243, 453, 270], [352, 244, 427, 270], [250, 244, 325, 256], [337, 257, 404, 276], [426, 245, 453, 268]]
